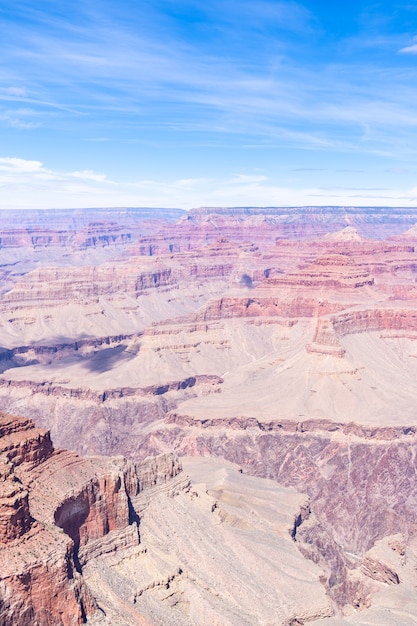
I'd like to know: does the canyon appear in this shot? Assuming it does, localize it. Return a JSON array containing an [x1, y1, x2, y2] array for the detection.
[[2, 206, 417, 624]]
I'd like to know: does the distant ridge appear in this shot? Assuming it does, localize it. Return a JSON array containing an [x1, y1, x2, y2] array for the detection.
[[0, 207, 185, 228], [2, 205, 417, 240], [185, 206, 417, 239], [190, 205, 417, 215]]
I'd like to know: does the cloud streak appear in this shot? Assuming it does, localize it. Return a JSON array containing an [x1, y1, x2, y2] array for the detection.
[[2, 0, 417, 158], [399, 36, 417, 54], [1, 156, 417, 211]]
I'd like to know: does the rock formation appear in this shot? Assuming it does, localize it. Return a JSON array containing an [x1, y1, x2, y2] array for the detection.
[[0, 410, 183, 625], [0, 412, 346, 625]]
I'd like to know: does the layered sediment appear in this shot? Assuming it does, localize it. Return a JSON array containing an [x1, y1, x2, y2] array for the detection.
[[0, 411, 182, 625], [2, 208, 417, 623]]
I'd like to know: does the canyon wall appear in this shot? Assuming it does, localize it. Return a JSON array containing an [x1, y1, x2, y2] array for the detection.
[[2, 208, 417, 622], [0, 411, 181, 625], [138, 414, 417, 610]]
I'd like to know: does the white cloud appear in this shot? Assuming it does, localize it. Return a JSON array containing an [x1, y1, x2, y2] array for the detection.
[[0, 158, 117, 209], [0, 157, 44, 172], [2, 155, 417, 211], [71, 169, 110, 183], [227, 174, 269, 184], [399, 37, 417, 54]]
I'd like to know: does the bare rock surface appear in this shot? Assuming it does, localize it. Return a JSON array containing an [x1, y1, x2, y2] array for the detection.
[[0, 411, 337, 626], [0, 410, 183, 625], [311, 537, 417, 625], [84, 456, 333, 626]]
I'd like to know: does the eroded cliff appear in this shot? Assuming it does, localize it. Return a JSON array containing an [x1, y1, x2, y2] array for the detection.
[[0, 411, 181, 626]]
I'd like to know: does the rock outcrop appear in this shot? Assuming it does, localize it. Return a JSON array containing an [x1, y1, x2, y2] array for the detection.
[[0, 413, 344, 626], [138, 412, 417, 613], [0, 411, 182, 625]]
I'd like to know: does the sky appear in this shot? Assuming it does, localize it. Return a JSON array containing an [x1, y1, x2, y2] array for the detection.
[[1, 0, 417, 210]]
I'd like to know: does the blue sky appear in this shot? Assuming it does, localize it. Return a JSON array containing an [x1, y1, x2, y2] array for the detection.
[[1, 0, 417, 209]]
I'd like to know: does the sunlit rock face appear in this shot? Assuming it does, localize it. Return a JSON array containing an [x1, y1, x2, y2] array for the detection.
[[2, 206, 417, 623], [0, 411, 185, 625]]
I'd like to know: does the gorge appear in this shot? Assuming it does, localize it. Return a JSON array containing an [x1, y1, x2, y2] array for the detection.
[[1, 206, 417, 624]]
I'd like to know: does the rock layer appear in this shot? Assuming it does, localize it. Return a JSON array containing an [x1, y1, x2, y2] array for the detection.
[[0, 411, 182, 625], [2, 208, 417, 622]]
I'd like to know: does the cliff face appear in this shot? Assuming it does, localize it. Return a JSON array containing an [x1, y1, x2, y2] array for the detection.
[[2, 411, 417, 625], [0, 412, 343, 626], [0, 414, 97, 626], [0, 411, 181, 626], [1, 265, 177, 308], [138, 414, 417, 611], [195, 295, 346, 320], [0, 208, 185, 251]]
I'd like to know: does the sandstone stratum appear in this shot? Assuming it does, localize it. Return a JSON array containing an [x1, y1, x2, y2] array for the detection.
[[2, 206, 417, 623]]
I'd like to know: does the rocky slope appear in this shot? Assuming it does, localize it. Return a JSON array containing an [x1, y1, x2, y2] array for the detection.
[[1, 412, 352, 626], [142, 413, 417, 610], [0, 411, 182, 625]]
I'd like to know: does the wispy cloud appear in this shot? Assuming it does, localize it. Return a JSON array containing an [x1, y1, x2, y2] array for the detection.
[[2, 0, 417, 158], [0, 107, 40, 129], [399, 37, 417, 54], [174, 177, 212, 187], [399, 44, 417, 54], [227, 174, 269, 184], [5, 87, 27, 97], [0, 159, 107, 190], [2, 156, 417, 211], [2, 1, 417, 208], [71, 170, 112, 183], [0, 157, 44, 172], [336, 169, 364, 173]]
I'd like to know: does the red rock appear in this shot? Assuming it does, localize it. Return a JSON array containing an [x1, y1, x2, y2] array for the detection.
[[0, 411, 182, 625]]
